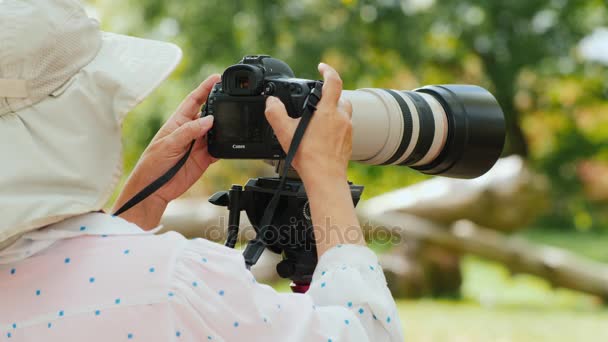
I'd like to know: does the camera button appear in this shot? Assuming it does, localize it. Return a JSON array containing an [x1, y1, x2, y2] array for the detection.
[[264, 82, 276, 95]]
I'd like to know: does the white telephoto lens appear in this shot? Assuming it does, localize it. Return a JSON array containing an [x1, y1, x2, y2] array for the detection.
[[412, 92, 448, 167], [341, 88, 449, 167]]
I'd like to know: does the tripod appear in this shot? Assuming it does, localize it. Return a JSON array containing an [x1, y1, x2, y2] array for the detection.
[[209, 164, 364, 293]]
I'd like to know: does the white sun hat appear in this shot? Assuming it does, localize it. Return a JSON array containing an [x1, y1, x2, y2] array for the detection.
[[0, 0, 182, 248]]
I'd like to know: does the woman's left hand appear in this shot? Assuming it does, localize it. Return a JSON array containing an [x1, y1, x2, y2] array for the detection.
[[113, 74, 221, 229]]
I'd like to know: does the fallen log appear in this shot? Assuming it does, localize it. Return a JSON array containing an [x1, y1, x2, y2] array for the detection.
[[358, 209, 608, 300], [361, 156, 549, 232]]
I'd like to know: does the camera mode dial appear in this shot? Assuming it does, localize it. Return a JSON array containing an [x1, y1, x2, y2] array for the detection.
[[264, 82, 276, 95]]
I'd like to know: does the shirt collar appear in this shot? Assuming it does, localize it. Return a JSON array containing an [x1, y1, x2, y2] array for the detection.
[[0, 212, 161, 264]]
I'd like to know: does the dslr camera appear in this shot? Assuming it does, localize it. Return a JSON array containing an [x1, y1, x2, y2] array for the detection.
[[203, 55, 505, 179], [204, 55, 316, 159]]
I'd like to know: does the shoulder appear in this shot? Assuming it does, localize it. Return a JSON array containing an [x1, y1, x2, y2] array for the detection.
[[170, 236, 247, 279]]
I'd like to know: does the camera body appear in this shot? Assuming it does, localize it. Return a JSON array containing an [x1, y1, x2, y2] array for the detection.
[[204, 55, 317, 159]]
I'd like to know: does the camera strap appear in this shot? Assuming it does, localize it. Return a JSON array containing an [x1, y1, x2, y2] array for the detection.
[[242, 81, 324, 269], [113, 141, 195, 217]]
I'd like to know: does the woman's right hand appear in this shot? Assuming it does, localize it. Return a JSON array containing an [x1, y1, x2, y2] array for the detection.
[[264, 63, 353, 186], [264, 63, 365, 256]]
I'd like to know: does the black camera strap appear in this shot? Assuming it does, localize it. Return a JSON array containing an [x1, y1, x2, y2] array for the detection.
[[242, 82, 323, 268], [113, 141, 195, 217]]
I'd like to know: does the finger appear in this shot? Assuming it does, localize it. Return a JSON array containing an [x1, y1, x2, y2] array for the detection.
[[265, 96, 297, 152], [155, 74, 220, 141], [167, 115, 215, 152], [317, 63, 343, 107], [340, 98, 353, 120], [176, 74, 221, 120]]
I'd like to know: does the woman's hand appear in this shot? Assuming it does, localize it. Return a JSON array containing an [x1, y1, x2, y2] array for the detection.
[[264, 63, 365, 256], [113, 74, 221, 229], [264, 63, 353, 185]]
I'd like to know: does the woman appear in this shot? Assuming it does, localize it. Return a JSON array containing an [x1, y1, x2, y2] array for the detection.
[[0, 0, 403, 341]]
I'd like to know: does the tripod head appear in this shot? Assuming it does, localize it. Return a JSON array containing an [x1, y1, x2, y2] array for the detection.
[[208, 166, 364, 292]]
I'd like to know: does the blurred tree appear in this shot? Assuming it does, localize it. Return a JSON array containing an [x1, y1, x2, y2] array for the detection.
[[434, 0, 606, 157], [103, 0, 606, 157], [94, 0, 608, 228]]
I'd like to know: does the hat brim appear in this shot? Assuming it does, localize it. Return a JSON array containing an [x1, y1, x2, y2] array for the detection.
[[0, 32, 182, 244], [84, 32, 183, 121]]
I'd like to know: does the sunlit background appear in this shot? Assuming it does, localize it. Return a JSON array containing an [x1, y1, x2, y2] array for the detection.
[[89, 0, 608, 340]]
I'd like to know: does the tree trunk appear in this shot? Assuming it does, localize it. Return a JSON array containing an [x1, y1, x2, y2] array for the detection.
[[480, 54, 529, 157]]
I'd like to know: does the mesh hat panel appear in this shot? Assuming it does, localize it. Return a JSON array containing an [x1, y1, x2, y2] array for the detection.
[[0, 0, 102, 115]]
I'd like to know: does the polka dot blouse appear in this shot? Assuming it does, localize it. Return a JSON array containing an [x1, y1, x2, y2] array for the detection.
[[0, 213, 403, 341]]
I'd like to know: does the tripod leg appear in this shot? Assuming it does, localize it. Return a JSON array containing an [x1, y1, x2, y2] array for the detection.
[[225, 185, 242, 248]]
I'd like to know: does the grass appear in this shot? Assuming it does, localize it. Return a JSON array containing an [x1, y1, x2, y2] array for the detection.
[[397, 229, 608, 341], [397, 299, 608, 342]]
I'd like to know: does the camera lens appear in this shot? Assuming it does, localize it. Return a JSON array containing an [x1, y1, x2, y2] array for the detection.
[[343, 85, 505, 178]]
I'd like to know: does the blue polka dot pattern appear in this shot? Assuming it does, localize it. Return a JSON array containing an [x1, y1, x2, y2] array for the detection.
[[328, 339, 333, 342], [7, 332, 11, 338], [0, 217, 402, 341], [11, 323, 16, 329], [80, 226, 86, 231]]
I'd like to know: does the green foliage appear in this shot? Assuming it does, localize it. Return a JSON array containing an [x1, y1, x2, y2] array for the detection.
[[93, 0, 608, 229]]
